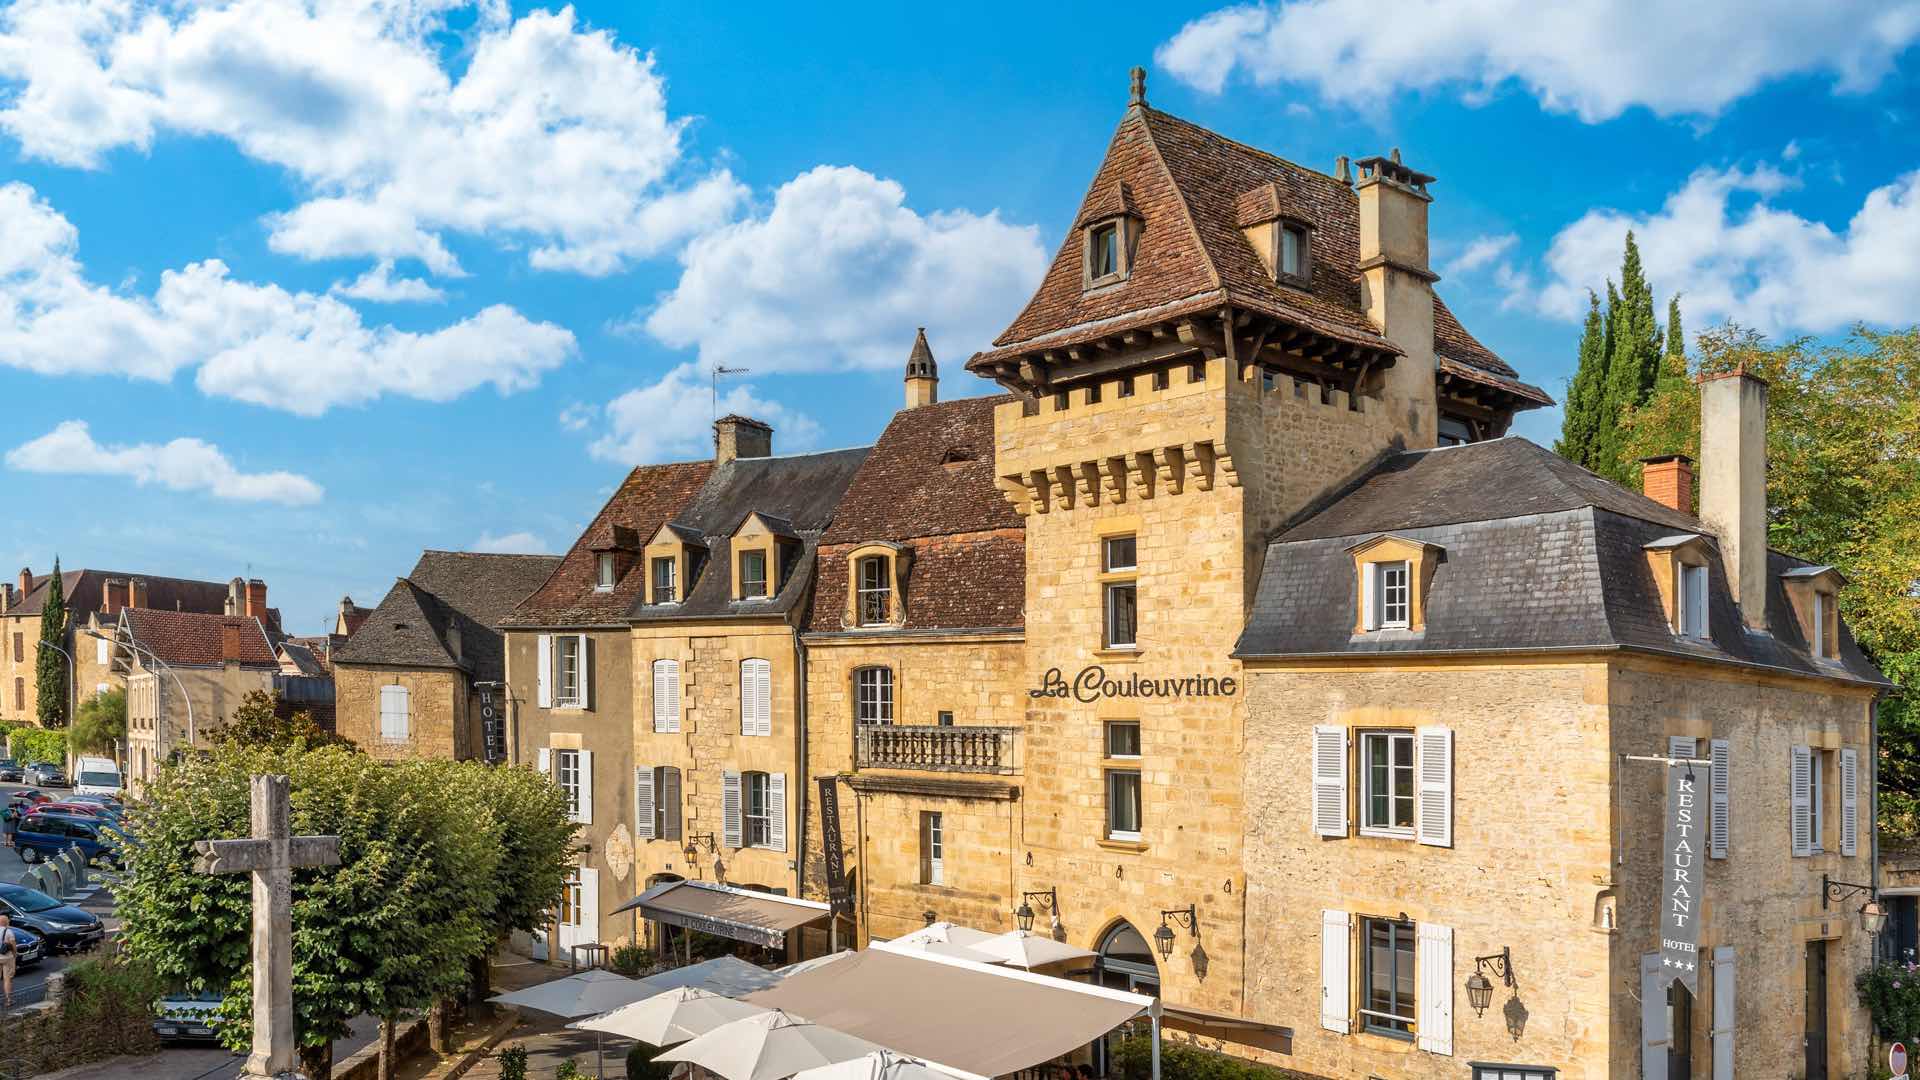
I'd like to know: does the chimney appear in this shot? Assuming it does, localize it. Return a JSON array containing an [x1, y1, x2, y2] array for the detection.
[[245, 578, 267, 619], [1640, 454, 1695, 515], [225, 577, 244, 616], [221, 620, 244, 662], [1698, 369, 1770, 631], [904, 327, 939, 410], [447, 622, 463, 662], [17, 567, 31, 600], [1353, 149, 1440, 447], [129, 577, 148, 610], [102, 578, 124, 617], [714, 415, 773, 465]]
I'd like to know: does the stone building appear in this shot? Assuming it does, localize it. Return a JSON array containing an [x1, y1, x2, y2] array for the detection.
[[119, 606, 282, 783], [331, 550, 558, 762]]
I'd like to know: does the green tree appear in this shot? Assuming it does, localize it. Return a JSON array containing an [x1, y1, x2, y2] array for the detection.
[[70, 687, 126, 755], [1592, 231, 1664, 483], [34, 558, 69, 728], [1622, 325, 1920, 837], [1555, 291, 1609, 467], [213, 689, 350, 751]]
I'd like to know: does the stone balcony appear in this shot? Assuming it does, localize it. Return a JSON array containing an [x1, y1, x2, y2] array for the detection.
[[855, 724, 1019, 774]]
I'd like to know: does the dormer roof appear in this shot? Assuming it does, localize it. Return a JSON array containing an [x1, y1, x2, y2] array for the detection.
[[1076, 179, 1142, 226]]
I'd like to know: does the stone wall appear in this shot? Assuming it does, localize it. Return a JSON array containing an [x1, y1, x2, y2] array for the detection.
[[0, 610, 43, 725], [333, 664, 465, 762]]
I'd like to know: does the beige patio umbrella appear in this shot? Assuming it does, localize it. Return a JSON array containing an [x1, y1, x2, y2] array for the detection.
[[570, 986, 769, 1047], [968, 930, 1097, 970], [790, 1050, 957, 1080], [655, 1009, 884, 1080], [490, 969, 654, 1078]]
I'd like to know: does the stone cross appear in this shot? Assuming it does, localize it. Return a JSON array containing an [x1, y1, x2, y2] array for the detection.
[[194, 774, 341, 1079]]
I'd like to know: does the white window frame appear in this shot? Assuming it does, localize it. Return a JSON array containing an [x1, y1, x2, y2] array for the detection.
[[554, 749, 583, 821], [1105, 767, 1142, 841], [740, 549, 769, 598], [743, 771, 772, 849], [856, 556, 892, 626], [1359, 729, 1416, 839], [921, 811, 944, 886], [555, 635, 584, 709], [1374, 561, 1411, 630], [651, 557, 678, 604], [378, 684, 410, 742], [595, 553, 616, 591], [855, 666, 892, 725]]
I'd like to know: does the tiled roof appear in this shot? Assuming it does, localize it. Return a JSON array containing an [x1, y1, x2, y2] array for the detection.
[[1433, 297, 1552, 406], [1238, 438, 1888, 685], [338, 604, 372, 636], [278, 639, 329, 677], [122, 608, 278, 667], [8, 569, 255, 626], [504, 460, 713, 627], [808, 533, 1026, 634], [629, 448, 872, 622], [334, 551, 560, 681]]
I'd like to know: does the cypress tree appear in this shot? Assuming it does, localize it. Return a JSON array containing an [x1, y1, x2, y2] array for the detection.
[[1593, 232, 1662, 482], [1555, 290, 1608, 467], [34, 558, 69, 728], [1665, 294, 1685, 366]]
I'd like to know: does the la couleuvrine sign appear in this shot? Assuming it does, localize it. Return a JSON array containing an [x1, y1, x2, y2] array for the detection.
[[1029, 666, 1238, 703], [1661, 757, 1704, 992]]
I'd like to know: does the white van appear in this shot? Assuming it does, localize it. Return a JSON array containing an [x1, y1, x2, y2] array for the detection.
[[73, 756, 123, 797]]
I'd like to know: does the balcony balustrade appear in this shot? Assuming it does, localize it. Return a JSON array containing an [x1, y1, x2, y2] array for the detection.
[[855, 723, 1018, 774]]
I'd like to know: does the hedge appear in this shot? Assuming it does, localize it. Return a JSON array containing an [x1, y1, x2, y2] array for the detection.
[[8, 728, 68, 767]]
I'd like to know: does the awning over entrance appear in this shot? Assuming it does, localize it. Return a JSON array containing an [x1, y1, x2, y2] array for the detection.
[[745, 944, 1155, 1079], [614, 880, 831, 949]]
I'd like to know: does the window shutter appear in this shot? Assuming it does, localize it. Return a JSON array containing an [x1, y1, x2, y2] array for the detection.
[[1415, 922, 1453, 1055], [537, 747, 551, 775], [536, 634, 552, 708], [634, 767, 655, 840], [654, 661, 681, 733], [662, 769, 683, 841], [1790, 745, 1813, 857], [768, 772, 787, 852], [1312, 725, 1349, 838], [1416, 726, 1453, 848], [577, 867, 599, 946], [577, 634, 592, 710], [1668, 735, 1698, 761], [1840, 748, 1859, 857], [1711, 946, 1735, 1080], [1359, 565, 1377, 631], [575, 750, 594, 826], [722, 770, 743, 849], [1641, 953, 1669, 1080], [1709, 738, 1730, 860], [742, 659, 771, 737], [1319, 909, 1350, 1033]]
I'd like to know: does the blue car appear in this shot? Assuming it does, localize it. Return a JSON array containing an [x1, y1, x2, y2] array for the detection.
[[14, 811, 121, 869], [3, 924, 46, 969], [0, 884, 101, 953]]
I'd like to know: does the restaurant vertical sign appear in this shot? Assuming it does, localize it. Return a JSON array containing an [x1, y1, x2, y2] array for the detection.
[[818, 776, 852, 918], [1660, 750, 1703, 992]]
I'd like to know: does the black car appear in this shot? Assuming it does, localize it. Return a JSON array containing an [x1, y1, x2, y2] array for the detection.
[[0, 883, 104, 953], [0, 758, 22, 782]]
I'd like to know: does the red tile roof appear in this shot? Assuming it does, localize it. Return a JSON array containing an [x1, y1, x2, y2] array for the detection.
[[123, 609, 277, 667]]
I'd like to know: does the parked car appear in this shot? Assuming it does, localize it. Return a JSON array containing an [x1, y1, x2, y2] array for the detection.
[[26, 801, 108, 819], [7, 789, 50, 811], [24, 763, 67, 787], [3, 924, 46, 970], [0, 758, 23, 782], [0, 883, 104, 953], [151, 988, 224, 1042], [72, 757, 122, 798], [15, 812, 121, 870]]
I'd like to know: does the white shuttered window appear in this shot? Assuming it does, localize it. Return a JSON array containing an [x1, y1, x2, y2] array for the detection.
[[536, 634, 552, 708], [1415, 726, 1452, 847], [741, 659, 772, 736], [1312, 725, 1349, 838], [722, 770, 743, 848], [653, 660, 681, 733], [379, 685, 410, 741], [1840, 748, 1859, 856], [1320, 909, 1351, 1033], [1790, 745, 1813, 857], [635, 766, 655, 840], [1415, 922, 1453, 1055]]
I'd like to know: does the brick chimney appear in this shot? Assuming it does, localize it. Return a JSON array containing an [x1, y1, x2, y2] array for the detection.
[[17, 567, 31, 600], [129, 577, 148, 610], [244, 579, 267, 619], [714, 415, 773, 465], [1640, 454, 1695, 514], [102, 578, 125, 617], [1353, 149, 1440, 447], [1699, 369, 1769, 631], [221, 620, 244, 661]]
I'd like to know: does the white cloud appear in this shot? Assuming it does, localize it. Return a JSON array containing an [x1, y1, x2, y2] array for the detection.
[[590, 363, 822, 465], [1157, 1, 1920, 120], [1441, 233, 1518, 277], [0, 1, 744, 276], [557, 402, 595, 432], [472, 530, 550, 554], [6, 420, 323, 505], [1524, 162, 1920, 334], [331, 260, 445, 303], [0, 181, 574, 414], [642, 165, 1047, 375]]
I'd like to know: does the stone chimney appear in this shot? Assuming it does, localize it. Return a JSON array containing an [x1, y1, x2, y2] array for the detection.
[[1354, 149, 1440, 447], [244, 579, 268, 619], [129, 577, 148, 610], [1640, 454, 1695, 514], [225, 577, 244, 616], [17, 567, 31, 601], [102, 578, 125, 617], [714, 415, 773, 465], [905, 327, 939, 410], [1698, 370, 1770, 631], [447, 622, 463, 663], [221, 620, 244, 661]]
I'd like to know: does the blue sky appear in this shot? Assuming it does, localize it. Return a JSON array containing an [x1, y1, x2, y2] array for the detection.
[[2, 1, 1916, 634]]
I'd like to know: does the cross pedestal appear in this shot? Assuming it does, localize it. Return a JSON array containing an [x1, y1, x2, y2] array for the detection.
[[195, 774, 341, 1080]]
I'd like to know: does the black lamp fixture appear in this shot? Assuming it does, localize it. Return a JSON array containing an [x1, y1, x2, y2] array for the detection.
[[1823, 874, 1889, 934], [1154, 905, 1198, 960], [683, 832, 716, 864], [1015, 888, 1058, 934], [1465, 947, 1515, 1016]]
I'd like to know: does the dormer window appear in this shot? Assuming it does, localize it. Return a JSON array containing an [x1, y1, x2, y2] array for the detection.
[[1279, 224, 1306, 277], [1081, 214, 1138, 289], [1372, 561, 1410, 629], [651, 556, 677, 604], [843, 542, 910, 628], [1349, 534, 1440, 634], [1644, 534, 1714, 641], [740, 550, 769, 599], [1678, 563, 1709, 639], [1781, 565, 1845, 660], [595, 553, 616, 591], [1091, 223, 1119, 277], [857, 556, 891, 625]]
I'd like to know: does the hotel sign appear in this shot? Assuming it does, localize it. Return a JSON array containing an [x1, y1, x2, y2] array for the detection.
[[1029, 666, 1238, 704], [1660, 756, 1703, 992]]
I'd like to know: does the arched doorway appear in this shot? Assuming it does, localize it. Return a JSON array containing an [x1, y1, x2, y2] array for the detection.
[[1092, 923, 1159, 1076]]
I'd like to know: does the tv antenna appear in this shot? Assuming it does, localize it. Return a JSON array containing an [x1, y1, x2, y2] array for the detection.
[[712, 365, 749, 419]]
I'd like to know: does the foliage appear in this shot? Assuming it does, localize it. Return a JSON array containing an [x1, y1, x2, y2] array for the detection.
[[1110, 1034, 1313, 1080], [115, 743, 578, 1060], [609, 944, 655, 977], [1621, 325, 1920, 836], [496, 1044, 530, 1080], [212, 689, 351, 751], [69, 688, 126, 755], [1556, 232, 1681, 484], [9, 727, 67, 767], [556, 1061, 586, 1080], [35, 557, 69, 728], [441, 761, 578, 935], [626, 1041, 675, 1080], [1859, 960, 1920, 1041], [1554, 291, 1609, 468]]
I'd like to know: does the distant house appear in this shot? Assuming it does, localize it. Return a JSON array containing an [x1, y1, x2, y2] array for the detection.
[[119, 607, 281, 785], [332, 551, 560, 762]]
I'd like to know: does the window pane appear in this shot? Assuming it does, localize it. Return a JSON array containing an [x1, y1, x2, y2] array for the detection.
[[652, 558, 676, 602], [1378, 562, 1410, 627], [1106, 721, 1141, 758], [741, 551, 768, 597], [856, 667, 893, 724], [1104, 536, 1137, 572], [858, 557, 891, 625], [1362, 918, 1415, 1034], [1107, 770, 1142, 837], [1091, 224, 1118, 277], [1106, 583, 1138, 647], [597, 554, 615, 588], [1280, 226, 1301, 275]]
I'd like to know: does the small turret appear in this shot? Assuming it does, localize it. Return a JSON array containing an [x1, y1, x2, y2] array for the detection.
[[905, 327, 939, 409]]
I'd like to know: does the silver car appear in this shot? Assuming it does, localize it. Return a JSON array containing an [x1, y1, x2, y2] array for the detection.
[[152, 988, 224, 1042]]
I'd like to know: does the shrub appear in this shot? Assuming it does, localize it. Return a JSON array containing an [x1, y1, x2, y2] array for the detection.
[[1110, 1034, 1309, 1080], [9, 728, 67, 768], [496, 1044, 530, 1080], [1859, 960, 1920, 1040], [627, 1040, 676, 1080], [556, 1060, 585, 1079], [610, 944, 654, 977]]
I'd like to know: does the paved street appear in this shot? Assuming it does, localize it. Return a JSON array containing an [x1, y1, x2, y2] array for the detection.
[[0, 780, 114, 1009]]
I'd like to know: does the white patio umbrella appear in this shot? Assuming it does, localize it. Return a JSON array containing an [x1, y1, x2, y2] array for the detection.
[[655, 1009, 884, 1080], [790, 1050, 956, 1080], [490, 969, 655, 1078], [881, 922, 1001, 963], [969, 930, 1097, 970], [570, 986, 769, 1047]]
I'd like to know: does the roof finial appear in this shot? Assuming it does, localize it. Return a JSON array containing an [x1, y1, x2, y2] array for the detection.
[[1390, 147, 1403, 165], [1129, 66, 1147, 108]]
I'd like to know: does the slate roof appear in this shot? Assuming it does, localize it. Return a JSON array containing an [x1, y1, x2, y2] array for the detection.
[[6, 568, 281, 634], [504, 460, 713, 627], [334, 551, 560, 682], [1238, 438, 1888, 686], [629, 448, 872, 622], [122, 609, 278, 667], [809, 396, 1026, 634], [278, 639, 330, 677]]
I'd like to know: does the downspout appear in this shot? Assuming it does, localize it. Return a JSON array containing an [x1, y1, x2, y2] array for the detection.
[[795, 632, 809, 906]]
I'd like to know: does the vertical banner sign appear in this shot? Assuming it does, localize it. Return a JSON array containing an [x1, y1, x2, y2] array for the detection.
[[817, 776, 851, 917], [1661, 758, 1703, 992]]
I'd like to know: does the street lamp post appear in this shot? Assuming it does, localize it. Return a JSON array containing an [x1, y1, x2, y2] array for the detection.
[[85, 629, 194, 766]]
